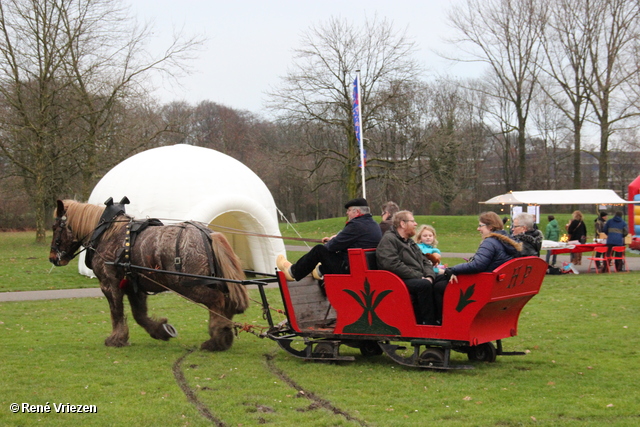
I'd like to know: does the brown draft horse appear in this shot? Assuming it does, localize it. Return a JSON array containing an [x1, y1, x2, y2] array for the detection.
[[49, 199, 249, 351]]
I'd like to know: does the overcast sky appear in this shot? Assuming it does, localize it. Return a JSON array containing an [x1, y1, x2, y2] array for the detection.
[[131, 0, 481, 115]]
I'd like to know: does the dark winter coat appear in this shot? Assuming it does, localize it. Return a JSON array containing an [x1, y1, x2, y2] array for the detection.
[[379, 219, 393, 235], [323, 213, 382, 265], [568, 219, 587, 242], [514, 229, 543, 257], [594, 217, 606, 237], [376, 229, 435, 281], [603, 216, 629, 247], [450, 231, 522, 275]]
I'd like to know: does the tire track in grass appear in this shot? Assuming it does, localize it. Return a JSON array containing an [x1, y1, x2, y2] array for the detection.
[[264, 352, 369, 426], [173, 348, 226, 426]]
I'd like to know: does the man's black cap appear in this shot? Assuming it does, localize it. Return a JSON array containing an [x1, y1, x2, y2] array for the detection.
[[345, 198, 368, 209]]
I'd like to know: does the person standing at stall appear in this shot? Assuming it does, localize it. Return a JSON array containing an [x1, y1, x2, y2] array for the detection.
[[603, 211, 629, 271], [567, 210, 587, 265], [544, 215, 560, 266]]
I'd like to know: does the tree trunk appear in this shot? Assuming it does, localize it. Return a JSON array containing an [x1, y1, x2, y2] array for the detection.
[[598, 116, 609, 188]]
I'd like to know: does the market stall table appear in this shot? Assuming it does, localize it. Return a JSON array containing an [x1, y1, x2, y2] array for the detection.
[[550, 243, 608, 255]]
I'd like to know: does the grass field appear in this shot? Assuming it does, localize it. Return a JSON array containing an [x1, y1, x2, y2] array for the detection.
[[2, 275, 640, 426], [2, 217, 640, 426]]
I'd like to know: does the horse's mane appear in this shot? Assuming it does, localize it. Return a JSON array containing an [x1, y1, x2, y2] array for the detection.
[[61, 200, 128, 241], [210, 232, 249, 313]]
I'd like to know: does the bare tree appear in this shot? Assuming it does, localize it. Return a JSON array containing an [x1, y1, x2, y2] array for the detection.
[[538, 0, 593, 189], [583, 0, 640, 188], [0, 0, 201, 241], [446, 0, 547, 190], [267, 16, 421, 200], [528, 86, 574, 189]]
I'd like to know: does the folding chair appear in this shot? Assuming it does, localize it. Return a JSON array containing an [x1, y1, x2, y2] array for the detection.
[[608, 246, 628, 272], [587, 246, 609, 273]]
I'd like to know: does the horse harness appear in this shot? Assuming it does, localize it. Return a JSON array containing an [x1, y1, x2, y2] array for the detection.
[[84, 197, 131, 269], [72, 197, 228, 295], [116, 220, 226, 295]]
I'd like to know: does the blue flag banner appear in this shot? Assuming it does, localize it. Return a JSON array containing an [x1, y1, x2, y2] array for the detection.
[[352, 76, 365, 167]]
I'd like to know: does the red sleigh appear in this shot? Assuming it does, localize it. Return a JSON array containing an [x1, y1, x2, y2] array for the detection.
[[270, 248, 546, 370]]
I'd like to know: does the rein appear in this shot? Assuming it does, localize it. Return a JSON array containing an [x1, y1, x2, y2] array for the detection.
[[206, 223, 323, 244]]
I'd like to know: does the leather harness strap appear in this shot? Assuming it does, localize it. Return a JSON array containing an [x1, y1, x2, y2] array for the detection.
[[85, 197, 130, 269]]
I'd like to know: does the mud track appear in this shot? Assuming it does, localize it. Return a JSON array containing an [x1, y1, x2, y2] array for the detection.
[[264, 352, 368, 426], [172, 348, 368, 426], [173, 348, 227, 426]]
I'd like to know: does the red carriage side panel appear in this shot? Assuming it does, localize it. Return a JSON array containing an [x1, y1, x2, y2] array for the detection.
[[441, 257, 547, 343], [325, 251, 416, 337], [325, 250, 546, 345]]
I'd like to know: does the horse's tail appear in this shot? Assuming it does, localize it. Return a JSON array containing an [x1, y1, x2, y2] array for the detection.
[[210, 232, 249, 313]]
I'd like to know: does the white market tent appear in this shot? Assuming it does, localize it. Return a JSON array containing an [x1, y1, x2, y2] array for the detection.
[[78, 144, 286, 277], [480, 189, 629, 205]]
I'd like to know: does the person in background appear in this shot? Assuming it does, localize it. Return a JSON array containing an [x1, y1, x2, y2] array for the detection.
[[276, 198, 382, 281], [376, 210, 438, 325], [593, 211, 608, 271], [603, 211, 629, 271], [544, 215, 560, 266], [595, 211, 608, 240], [379, 201, 399, 234], [502, 216, 510, 233], [511, 213, 543, 257], [567, 210, 587, 265], [414, 224, 442, 272]]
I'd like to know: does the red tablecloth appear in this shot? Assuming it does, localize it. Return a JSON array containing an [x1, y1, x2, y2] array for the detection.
[[550, 243, 608, 255]]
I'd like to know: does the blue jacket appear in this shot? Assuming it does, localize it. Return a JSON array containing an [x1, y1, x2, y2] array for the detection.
[[603, 216, 629, 246], [417, 243, 441, 255], [451, 231, 522, 275], [325, 213, 382, 262]]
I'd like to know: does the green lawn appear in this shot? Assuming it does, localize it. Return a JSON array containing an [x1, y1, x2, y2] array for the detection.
[[1, 227, 640, 425], [1, 274, 639, 426]]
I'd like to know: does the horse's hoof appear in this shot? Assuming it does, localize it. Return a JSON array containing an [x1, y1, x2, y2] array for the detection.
[[200, 331, 234, 352], [162, 323, 178, 338], [200, 339, 232, 352], [104, 337, 130, 347]]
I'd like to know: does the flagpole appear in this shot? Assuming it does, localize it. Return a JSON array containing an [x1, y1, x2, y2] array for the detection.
[[355, 70, 366, 199]]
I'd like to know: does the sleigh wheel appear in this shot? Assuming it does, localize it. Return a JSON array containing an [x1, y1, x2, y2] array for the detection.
[[418, 348, 445, 367], [313, 342, 336, 359], [468, 342, 497, 363], [359, 341, 383, 357]]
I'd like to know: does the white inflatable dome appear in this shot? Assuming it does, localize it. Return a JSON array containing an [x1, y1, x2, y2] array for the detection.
[[79, 144, 285, 277]]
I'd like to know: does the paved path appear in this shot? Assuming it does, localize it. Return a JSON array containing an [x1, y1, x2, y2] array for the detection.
[[0, 288, 104, 302], [2, 247, 635, 302]]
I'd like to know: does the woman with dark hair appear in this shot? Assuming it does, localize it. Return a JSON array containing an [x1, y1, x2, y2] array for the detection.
[[434, 212, 521, 323], [448, 211, 522, 276], [567, 210, 587, 265]]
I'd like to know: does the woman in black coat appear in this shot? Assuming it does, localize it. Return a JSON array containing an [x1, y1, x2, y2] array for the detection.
[[567, 210, 587, 265]]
